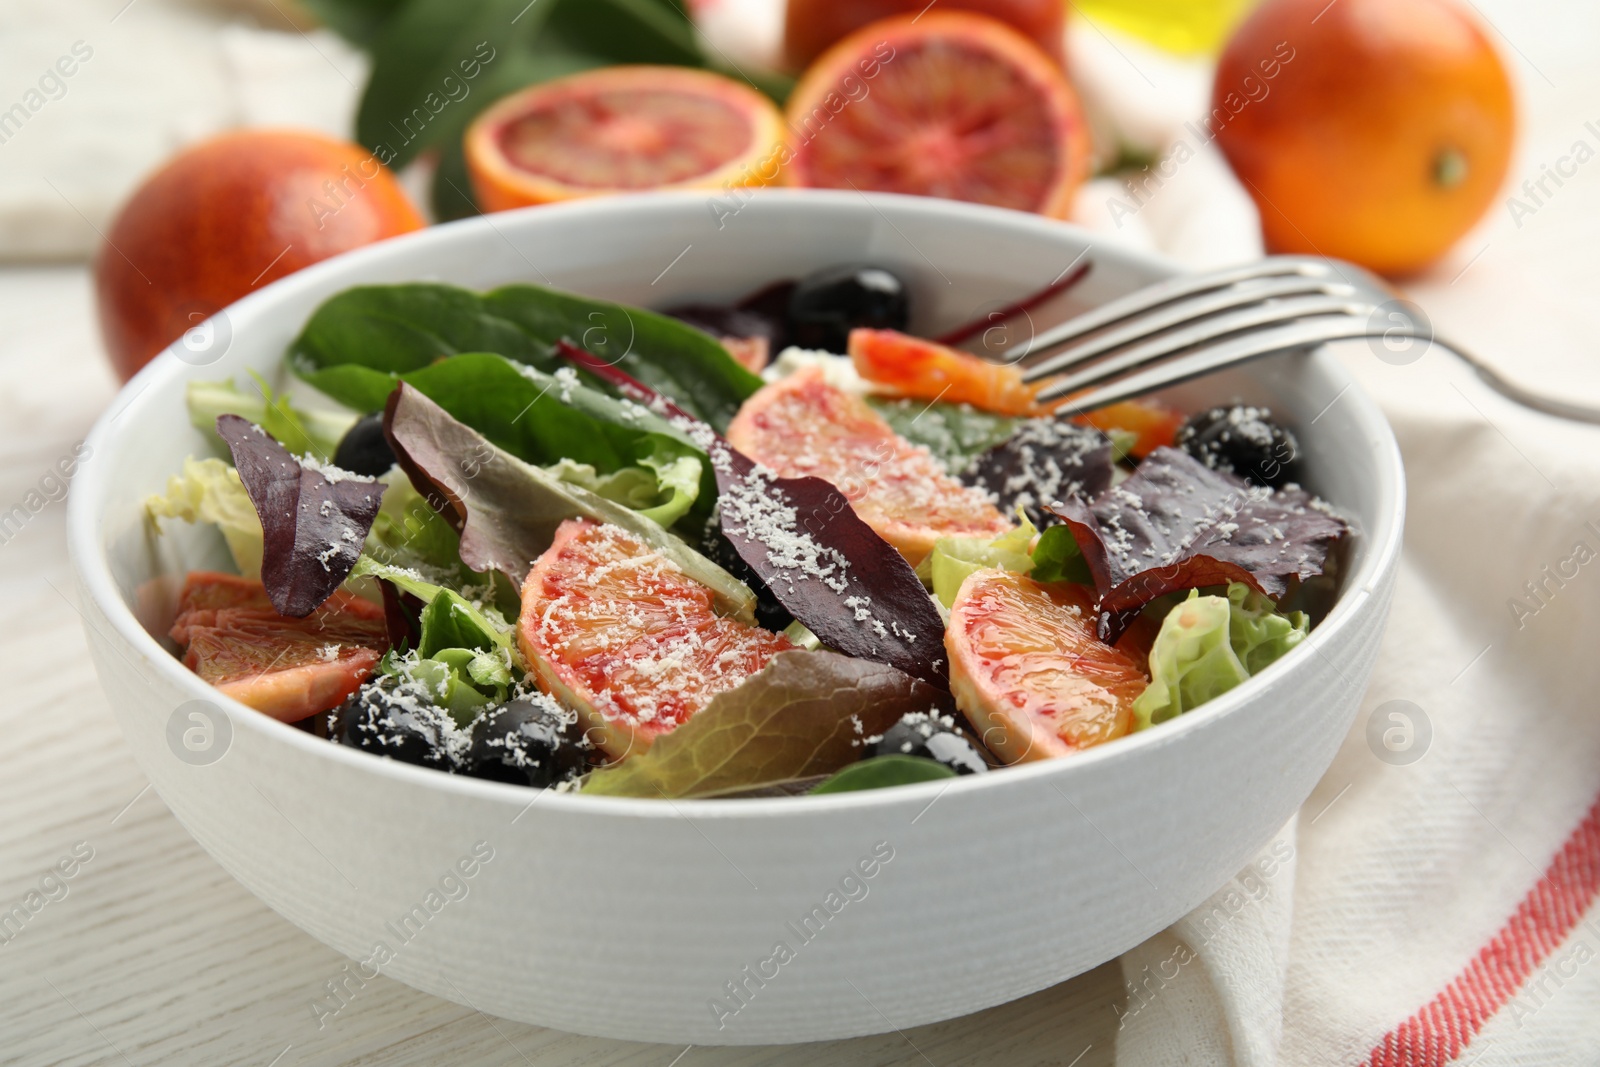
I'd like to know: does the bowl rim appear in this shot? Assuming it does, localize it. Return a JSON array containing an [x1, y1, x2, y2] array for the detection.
[[68, 188, 1407, 821]]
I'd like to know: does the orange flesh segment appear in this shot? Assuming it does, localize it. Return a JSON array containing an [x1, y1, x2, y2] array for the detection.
[[1075, 400, 1185, 460], [848, 327, 1046, 416], [946, 570, 1147, 762], [725, 366, 1010, 565], [518, 519, 793, 759], [499, 89, 752, 188], [170, 571, 388, 722]]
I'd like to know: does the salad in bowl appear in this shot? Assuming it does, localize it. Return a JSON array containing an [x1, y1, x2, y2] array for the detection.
[[146, 261, 1350, 800]]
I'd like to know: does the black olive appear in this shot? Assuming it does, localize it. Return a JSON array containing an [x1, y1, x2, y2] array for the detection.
[[1175, 405, 1302, 489], [333, 412, 396, 477], [870, 711, 989, 775], [329, 674, 462, 771], [464, 696, 592, 789], [786, 264, 909, 353]]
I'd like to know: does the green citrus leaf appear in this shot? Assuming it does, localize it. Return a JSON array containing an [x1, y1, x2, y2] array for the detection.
[[581, 651, 947, 798]]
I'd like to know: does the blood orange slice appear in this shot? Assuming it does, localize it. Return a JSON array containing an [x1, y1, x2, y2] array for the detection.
[[849, 327, 1049, 416], [517, 519, 793, 760], [784, 13, 1090, 216], [726, 365, 1010, 565], [946, 570, 1148, 763], [170, 571, 388, 722], [464, 66, 786, 212]]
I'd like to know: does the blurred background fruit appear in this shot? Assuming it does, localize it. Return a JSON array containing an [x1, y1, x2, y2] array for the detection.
[[1073, 0, 1256, 54], [1212, 0, 1515, 277], [464, 66, 786, 211], [782, 0, 1066, 70], [783, 12, 1091, 218], [94, 129, 423, 381]]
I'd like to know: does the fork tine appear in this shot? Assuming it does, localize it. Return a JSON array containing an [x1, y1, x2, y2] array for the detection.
[[1025, 293, 1379, 394], [1013, 255, 1345, 354], [1016, 276, 1364, 379], [1037, 313, 1411, 413]]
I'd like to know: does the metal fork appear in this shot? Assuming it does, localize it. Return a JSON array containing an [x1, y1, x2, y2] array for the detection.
[[1002, 255, 1600, 425]]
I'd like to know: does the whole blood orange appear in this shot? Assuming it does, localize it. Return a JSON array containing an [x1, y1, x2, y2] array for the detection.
[[783, 0, 1065, 71], [946, 569, 1148, 763], [465, 66, 786, 212], [170, 571, 389, 722], [518, 519, 793, 760], [726, 365, 1011, 565], [95, 130, 424, 381], [1212, 0, 1514, 276], [783, 12, 1090, 217]]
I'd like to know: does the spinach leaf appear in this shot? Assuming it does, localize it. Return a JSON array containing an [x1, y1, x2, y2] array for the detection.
[[291, 284, 552, 404], [810, 755, 956, 794], [484, 283, 763, 430]]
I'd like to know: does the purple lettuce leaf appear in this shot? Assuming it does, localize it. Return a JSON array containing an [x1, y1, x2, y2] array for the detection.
[[961, 418, 1114, 526], [1050, 446, 1348, 640], [553, 340, 951, 691], [215, 413, 385, 618]]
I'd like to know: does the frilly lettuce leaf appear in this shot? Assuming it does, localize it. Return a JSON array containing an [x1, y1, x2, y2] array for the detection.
[[145, 457, 265, 579], [187, 373, 355, 461], [581, 651, 946, 798], [922, 512, 1090, 609], [353, 556, 518, 727], [1228, 581, 1311, 675], [1132, 582, 1309, 729], [925, 514, 1037, 609]]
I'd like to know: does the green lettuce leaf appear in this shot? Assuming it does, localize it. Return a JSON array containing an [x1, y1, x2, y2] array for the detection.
[[145, 457, 264, 578], [1029, 524, 1092, 585], [1131, 583, 1309, 729], [187, 374, 356, 460], [580, 651, 945, 798], [1228, 581, 1311, 675], [925, 515, 1037, 609], [922, 513, 1091, 608]]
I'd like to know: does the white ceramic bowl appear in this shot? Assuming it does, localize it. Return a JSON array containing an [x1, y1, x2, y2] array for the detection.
[[69, 190, 1404, 1046]]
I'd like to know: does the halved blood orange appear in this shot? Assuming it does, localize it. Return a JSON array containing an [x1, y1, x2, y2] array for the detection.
[[170, 571, 388, 722], [783, 12, 1090, 217], [849, 327, 1048, 416], [517, 519, 793, 760], [464, 66, 787, 212], [946, 570, 1148, 763], [726, 365, 1011, 565], [783, 0, 1066, 71]]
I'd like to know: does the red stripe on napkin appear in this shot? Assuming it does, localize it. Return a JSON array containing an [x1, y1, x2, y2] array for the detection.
[[1363, 789, 1600, 1067]]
